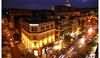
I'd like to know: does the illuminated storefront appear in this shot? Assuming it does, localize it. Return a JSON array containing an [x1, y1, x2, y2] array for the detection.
[[21, 29, 56, 56]]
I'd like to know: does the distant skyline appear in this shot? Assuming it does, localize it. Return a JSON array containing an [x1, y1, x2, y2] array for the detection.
[[3, 0, 98, 9]]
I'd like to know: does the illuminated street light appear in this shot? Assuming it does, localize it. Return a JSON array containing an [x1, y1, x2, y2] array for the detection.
[[88, 19, 91, 22], [78, 37, 86, 48], [70, 32, 75, 38], [87, 27, 95, 35], [10, 39, 13, 41], [70, 38, 74, 42], [78, 45, 83, 48], [79, 38, 85, 44], [88, 28, 93, 32]]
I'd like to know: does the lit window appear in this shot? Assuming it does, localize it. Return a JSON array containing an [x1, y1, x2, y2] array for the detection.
[[30, 27, 37, 32], [34, 50, 38, 56]]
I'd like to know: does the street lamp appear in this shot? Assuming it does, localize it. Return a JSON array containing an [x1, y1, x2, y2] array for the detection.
[[78, 37, 86, 48], [87, 27, 95, 35]]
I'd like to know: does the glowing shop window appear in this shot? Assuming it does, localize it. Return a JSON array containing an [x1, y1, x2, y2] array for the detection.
[[34, 50, 38, 56], [32, 42, 35, 48], [53, 35, 55, 42], [42, 48, 45, 54], [48, 36, 52, 43], [44, 38, 47, 45], [39, 41, 43, 47]]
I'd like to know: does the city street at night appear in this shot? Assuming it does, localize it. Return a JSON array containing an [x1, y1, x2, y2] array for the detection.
[[2, 0, 98, 58]]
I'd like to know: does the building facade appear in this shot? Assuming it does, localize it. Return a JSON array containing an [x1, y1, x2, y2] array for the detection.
[[21, 18, 60, 56]]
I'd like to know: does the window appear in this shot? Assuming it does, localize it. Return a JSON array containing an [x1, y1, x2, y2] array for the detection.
[[41, 27, 44, 32], [30, 27, 37, 32], [46, 25, 49, 30], [51, 24, 54, 29], [33, 27, 37, 32], [46, 25, 49, 28], [57, 16, 60, 19]]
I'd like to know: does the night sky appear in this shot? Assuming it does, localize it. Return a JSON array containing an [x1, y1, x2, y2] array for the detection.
[[2, 0, 98, 9]]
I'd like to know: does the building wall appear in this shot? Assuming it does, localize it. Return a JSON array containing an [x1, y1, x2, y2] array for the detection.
[[21, 21, 57, 49], [22, 21, 55, 33], [21, 29, 56, 49]]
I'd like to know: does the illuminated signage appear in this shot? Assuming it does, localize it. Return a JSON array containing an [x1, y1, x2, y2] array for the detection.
[[29, 24, 39, 26]]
